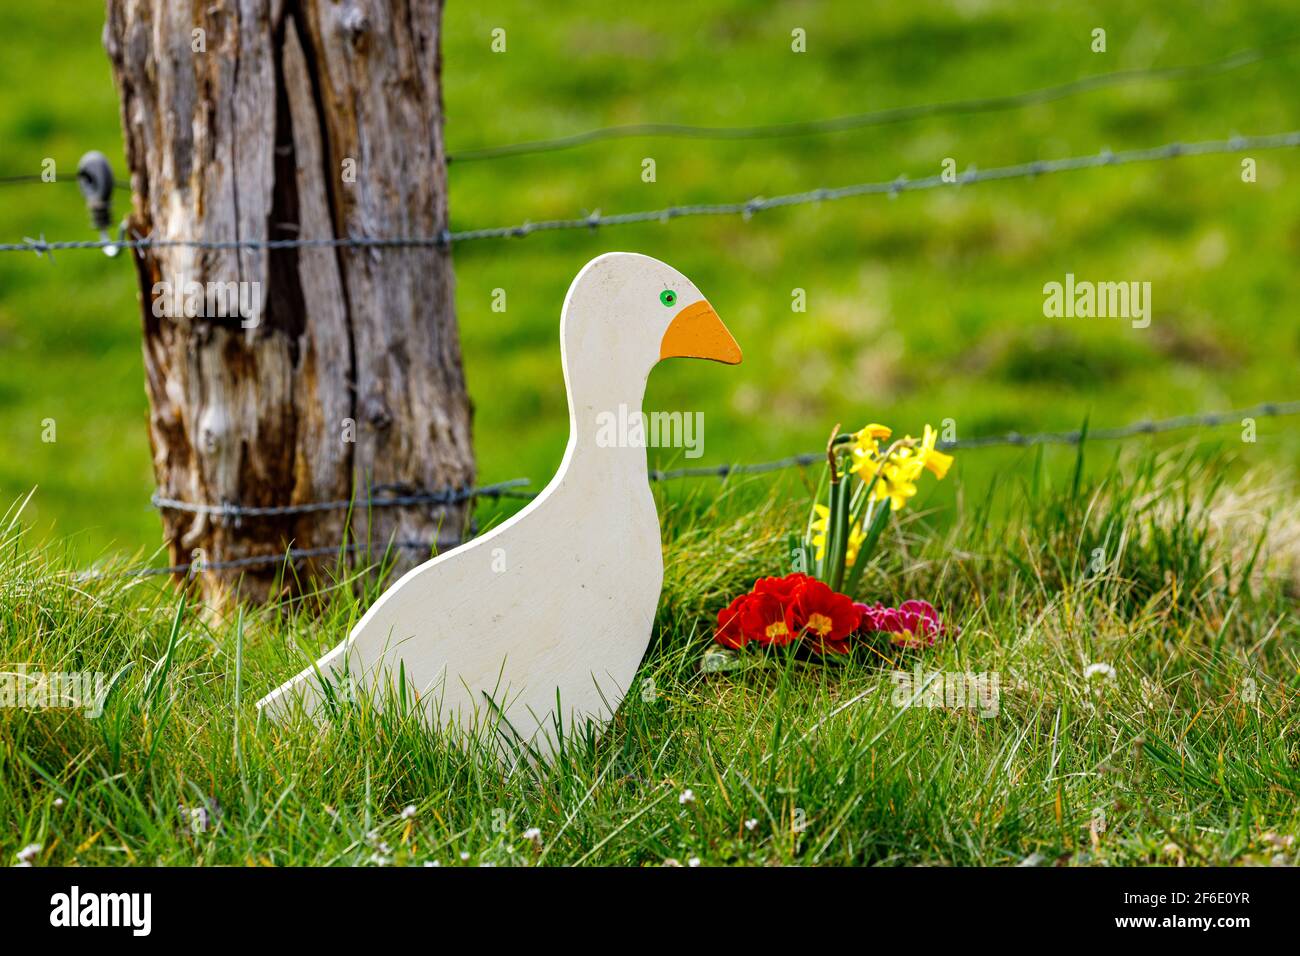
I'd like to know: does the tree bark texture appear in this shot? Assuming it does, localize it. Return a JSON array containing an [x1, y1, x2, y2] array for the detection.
[[104, 0, 474, 606]]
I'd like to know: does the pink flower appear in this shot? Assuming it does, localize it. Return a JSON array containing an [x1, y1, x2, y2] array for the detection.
[[855, 599, 956, 648]]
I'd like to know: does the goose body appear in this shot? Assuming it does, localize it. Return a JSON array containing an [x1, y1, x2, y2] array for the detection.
[[258, 253, 741, 759]]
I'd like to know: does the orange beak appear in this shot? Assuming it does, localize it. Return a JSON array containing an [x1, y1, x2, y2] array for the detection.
[[659, 300, 743, 365]]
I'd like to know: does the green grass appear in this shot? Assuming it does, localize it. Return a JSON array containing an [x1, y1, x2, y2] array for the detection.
[[0, 1, 1297, 868], [3, 450, 1297, 866]]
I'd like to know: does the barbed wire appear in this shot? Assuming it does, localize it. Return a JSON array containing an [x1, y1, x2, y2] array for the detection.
[[0, 172, 131, 191], [936, 399, 1300, 449], [99, 537, 463, 579], [9, 39, 1294, 189], [149, 478, 534, 520], [444, 132, 1300, 242], [648, 400, 1300, 479], [7, 37, 1296, 199], [110, 399, 1297, 577], [4, 131, 1298, 257], [448, 39, 1300, 162]]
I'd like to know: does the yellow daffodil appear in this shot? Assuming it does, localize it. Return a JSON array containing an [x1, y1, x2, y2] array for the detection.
[[872, 455, 923, 511], [808, 419, 957, 592], [848, 446, 886, 480], [915, 424, 954, 480], [844, 523, 867, 566], [809, 504, 830, 560], [847, 448, 872, 480], [852, 423, 892, 455], [810, 503, 868, 565]]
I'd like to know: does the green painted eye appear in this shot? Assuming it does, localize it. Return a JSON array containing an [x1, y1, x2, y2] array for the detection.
[[659, 290, 677, 307]]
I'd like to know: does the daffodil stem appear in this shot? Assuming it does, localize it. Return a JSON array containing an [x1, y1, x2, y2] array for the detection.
[[805, 463, 829, 577], [826, 475, 853, 592], [843, 498, 890, 597]]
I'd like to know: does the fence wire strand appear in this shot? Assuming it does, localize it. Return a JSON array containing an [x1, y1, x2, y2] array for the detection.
[[98, 399, 1296, 578], [0, 173, 131, 191], [149, 478, 534, 519], [6, 38, 1298, 181], [447, 39, 1300, 162], [647, 400, 1300, 479], [5, 131, 1299, 256], [105, 538, 463, 579]]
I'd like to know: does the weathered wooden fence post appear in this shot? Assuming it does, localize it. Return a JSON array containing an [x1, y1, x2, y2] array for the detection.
[[104, 0, 474, 606]]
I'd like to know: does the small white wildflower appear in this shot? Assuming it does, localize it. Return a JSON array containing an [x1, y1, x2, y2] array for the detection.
[[678, 788, 695, 806], [459, 851, 470, 862], [16, 844, 41, 865], [744, 818, 758, 831], [424, 860, 441, 867], [688, 856, 701, 867], [401, 805, 417, 820], [1083, 663, 1117, 700], [522, 827, 542, 848], [53, 798, 65, 809], [1083, 663, 1116, 681]]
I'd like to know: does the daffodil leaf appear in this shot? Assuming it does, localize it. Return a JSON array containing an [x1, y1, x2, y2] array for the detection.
[[843, 500, 891, 597]]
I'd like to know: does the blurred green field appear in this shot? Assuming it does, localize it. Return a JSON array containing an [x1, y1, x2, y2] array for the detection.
[[1, 0, 1298, 562]]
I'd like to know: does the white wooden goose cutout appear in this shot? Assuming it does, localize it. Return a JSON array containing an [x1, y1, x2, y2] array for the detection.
[[258, 252, 742, 759]]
